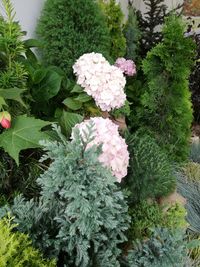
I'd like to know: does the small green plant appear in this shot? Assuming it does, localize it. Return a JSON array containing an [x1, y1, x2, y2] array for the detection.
[[0, 0, 27, 114], [0, 216, 56, 267], [99, 0, 126, 59], [125, 129, 176, 203], [37, 0, 111, 77], [128, 200, 187, 241], [0, 124, 130, 266], [139, 14, 195, 162]]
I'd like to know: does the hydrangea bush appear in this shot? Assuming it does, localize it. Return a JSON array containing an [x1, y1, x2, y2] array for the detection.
[[73, 52, 126, 111], [115, 57, 136, 76], [71, 117, 129, 182]]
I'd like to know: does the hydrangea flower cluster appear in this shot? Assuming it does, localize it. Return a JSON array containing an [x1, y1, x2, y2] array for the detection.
[[71, 117, 129, 182], [73, 52, 126, 111], [115, 58, 136, 76]]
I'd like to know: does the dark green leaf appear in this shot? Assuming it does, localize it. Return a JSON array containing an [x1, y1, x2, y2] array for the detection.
[[33, 68, 48, 84], [32, 70, 62, 101]]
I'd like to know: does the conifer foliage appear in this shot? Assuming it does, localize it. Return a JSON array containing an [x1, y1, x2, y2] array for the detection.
[[99, 0, 126, 59], [140, 15, 195, 162], [37, 0, 111, 77], [0, 216, 55, 267], [137, 0, 167, 57], [125, 130, 175, 203], [0, 124, 130, 267]]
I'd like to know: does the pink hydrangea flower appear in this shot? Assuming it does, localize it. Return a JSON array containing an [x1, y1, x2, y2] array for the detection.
[[71, 117, 129, 182], [115, 57, 136, 76], [73, 53, 126, 111]]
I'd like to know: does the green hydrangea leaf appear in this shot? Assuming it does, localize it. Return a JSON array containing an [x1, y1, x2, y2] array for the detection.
[[0, 115, 51, 165], [62, 97, 82, 110]]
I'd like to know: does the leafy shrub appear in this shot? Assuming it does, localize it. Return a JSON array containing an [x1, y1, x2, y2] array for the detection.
[[125, 130, 176, 203], [99, 0, 126, 59], [127, 228, 190, 267], [139, 15, 195, 162], [0, 216, 55, 267], [37, 0, 111, 77], [0, 124, 130, 267], [0, 0, 28, 115], [0, 0, 53, 165]]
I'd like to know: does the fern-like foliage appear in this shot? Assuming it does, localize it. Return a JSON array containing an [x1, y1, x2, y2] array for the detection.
[[0, 124, 130, 267], [0, 216, 55, 267], [139, 14, 195, 162], [124, 129, 176, 203]]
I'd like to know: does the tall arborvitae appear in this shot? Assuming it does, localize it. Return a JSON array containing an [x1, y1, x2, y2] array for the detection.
[[139, 15, 195, 162]]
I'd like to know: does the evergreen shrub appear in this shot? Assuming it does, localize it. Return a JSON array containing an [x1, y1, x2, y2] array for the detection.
[[128, 228, 189, 267], [140, 15, 195, 162], [0, 216, 55, 267], [123, 6, 141, 61], [37, 0, 111, 77], [99, 0, 126, 59], [0, 124, 130, 267], [128, 201, 187, 240], [125, 130, 176, 203]]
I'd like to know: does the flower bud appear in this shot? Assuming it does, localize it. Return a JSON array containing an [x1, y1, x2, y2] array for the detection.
[[0, 111, 11, 129]]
